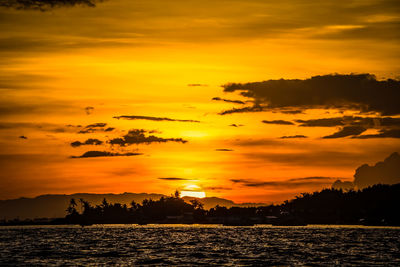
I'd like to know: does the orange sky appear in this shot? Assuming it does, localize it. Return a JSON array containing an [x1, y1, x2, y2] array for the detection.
[[0, 0, 399, 203]]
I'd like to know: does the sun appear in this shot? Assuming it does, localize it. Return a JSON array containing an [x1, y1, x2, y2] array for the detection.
[[180, 185, 206, 198]]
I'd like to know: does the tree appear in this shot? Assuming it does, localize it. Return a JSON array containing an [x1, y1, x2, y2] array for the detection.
[[66, 198, 78, 215], [174, 190, 180, 198]]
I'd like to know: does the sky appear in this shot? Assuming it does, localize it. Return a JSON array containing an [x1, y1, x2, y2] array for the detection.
[[0, 0, 399, 203]]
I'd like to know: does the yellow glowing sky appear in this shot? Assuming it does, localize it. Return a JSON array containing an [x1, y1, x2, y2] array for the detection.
[[0, 0, 399, 203]]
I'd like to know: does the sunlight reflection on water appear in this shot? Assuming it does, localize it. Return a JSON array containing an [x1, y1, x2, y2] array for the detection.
[[0, 225, 399, 266]]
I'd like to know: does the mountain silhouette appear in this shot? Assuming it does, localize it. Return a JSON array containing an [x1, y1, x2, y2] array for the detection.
[[0, 193, 265, 220]]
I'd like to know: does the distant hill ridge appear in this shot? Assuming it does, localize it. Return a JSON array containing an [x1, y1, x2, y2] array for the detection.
[[0, 193, 265, 220]]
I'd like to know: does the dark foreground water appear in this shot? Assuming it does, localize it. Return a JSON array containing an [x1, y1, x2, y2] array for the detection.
[[0, 225, 399, 266]]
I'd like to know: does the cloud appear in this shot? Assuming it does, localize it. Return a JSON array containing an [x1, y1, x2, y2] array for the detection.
[[215, 148, 234, 151], [296, 117, 346, 127], [70, 138, 103, 147], [0, 122, 82, 134], [71, 150, 142, 158], [78, 123, 114, 134], [0, 0, 102, 11], [219, 104, 266, 115], [354, 129, 400, 139], [296, 116, 400, 128], [280, 135, 307, 139], [109, 129, 187, 146], [158, 177, 195, 181], [262, 120, 294, 125], [18, 135, 27, 139], [0, 99, 79, 117], [212, 97, 245, 105], [188, 84, 207, 87], [85, 122, 106, 128], [322, 126, 367, 139], [113, 115, 200, 123], [296, 115, 400, 138], [279, 109, 304, 114], [85, 106, 94, 115], [238, 150, 366, 167], [231, 176, 335, 188], [203, 186, 232, 191], [0, 73, 52, 90], [222, 74, 400, 115], [229, 124, 244, 127], [353, 152, 400, 188]]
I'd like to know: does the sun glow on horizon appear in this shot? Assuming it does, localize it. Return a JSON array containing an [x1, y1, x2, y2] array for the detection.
[[180, 190, 206, 198], [180, 185, 206, 198]]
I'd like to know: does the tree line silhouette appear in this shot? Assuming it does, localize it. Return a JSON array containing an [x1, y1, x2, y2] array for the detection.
[[63, 184, 400, 226], [2, 184, 399, 226]]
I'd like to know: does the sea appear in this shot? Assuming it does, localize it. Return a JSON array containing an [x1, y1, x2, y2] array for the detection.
[[0, 224, 399, 266]]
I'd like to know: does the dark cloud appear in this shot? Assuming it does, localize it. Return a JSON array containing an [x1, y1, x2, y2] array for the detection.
[[18, 135, 27, 139], [109, 129, 187, 146], [70, 138, 103, 147], [212, 97, 245, 105], [78, 123, 113, 134], [296, 116, 400, 128], [296, 117, 346, 127], [354, 129, 400, 139], [231, 177, 335, 188], [322, 126, 367, 139], [85, 106, 94, 115], [262, 120, 294, 125], [215, 148, 234, 151], [71, 150, 142, 158], [219, 104, 266, 115], [295, 115, 400, 138], [86, 122, 106, 128], [280, 135, 307, 139], [222, 74, 400, 116], [158, 177, 195, 181], [353, 152, 400, 188], [279, 109, 304, 114], [229, 124, 244, 127], [0, 0, 102, 11], [113, 115, 200, 123]]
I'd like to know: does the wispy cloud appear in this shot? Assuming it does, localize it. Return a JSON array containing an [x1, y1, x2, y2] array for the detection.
[[109, 129, 187, 146], [158, 177, 197, 181], [78, 123, 114, 134], [262, 120, 294, 125], [323, 126, 367, 139], [188, 84, 207, 87], [0, 0, 102, 11], [280, 135, 307, 139], [113, 115, 200, 123], [231, 176, 336, 188], [212, 97, 245, 105], [71, 151, 142, 158], [70, 138, 103, 147]]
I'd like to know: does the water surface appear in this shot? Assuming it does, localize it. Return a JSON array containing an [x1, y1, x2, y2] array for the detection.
[[1, 225, 399, 266]]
